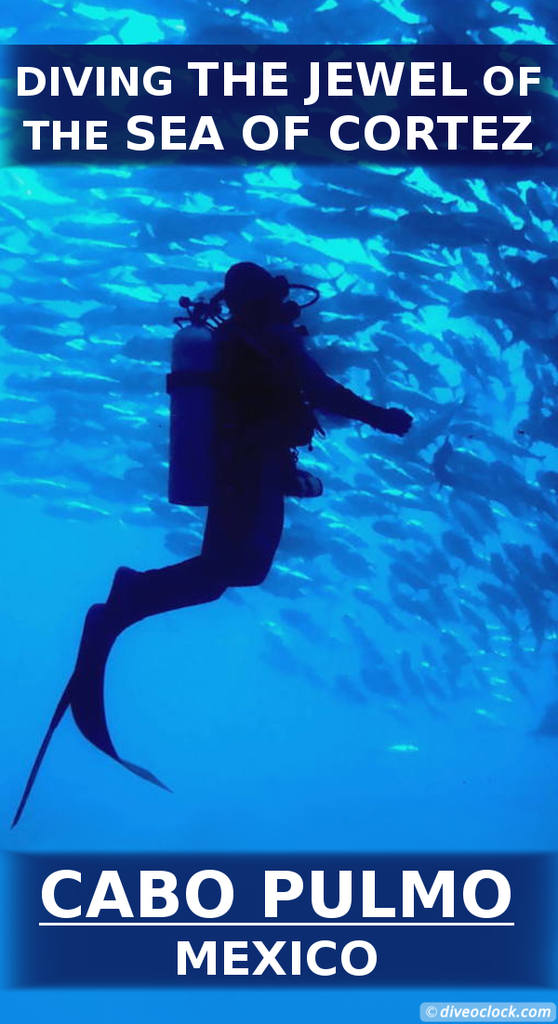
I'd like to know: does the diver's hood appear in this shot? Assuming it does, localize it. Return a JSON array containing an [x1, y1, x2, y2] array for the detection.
[[174, 263, 319, 331]]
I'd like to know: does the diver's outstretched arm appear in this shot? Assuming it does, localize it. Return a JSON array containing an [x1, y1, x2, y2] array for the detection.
[[298, 352, 412, 436]]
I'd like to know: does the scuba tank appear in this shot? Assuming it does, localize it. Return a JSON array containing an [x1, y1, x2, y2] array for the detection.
[[167, 322, 219, 507]]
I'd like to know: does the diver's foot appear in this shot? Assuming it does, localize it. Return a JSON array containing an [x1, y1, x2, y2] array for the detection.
[[70, 603, 118, 682], [105, 566, 148, 631], [107, 566, 142, 606]]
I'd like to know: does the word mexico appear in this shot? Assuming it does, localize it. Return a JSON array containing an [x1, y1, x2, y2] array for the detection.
[[14, 854, 549, 986], [7, 44, 555, 166]]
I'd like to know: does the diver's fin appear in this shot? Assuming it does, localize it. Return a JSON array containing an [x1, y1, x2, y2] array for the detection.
[[120, 760, 172, 792], [68, 604, 169, 792], [11, 682, 72, 828], [69, 666, 119, 760], [12, 604, 168, 828], [70, 685, 170, 791], [11, 627, 109, 827], [11, 680, 169, 829]]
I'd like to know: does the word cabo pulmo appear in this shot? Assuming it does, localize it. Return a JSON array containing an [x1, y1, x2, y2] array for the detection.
[[41, 868, 512, 919], [21, 114, 533, 153]]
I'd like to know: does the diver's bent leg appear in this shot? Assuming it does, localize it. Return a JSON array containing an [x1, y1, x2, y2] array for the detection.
[[200, 468, 285, 590], [105, 555, 228, 633]]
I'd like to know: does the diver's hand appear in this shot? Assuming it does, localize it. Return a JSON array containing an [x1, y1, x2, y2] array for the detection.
[[374, 407, 413, 436]]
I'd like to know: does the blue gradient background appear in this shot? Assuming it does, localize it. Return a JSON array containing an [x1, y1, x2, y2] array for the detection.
[[1, 0, 557, 1020]]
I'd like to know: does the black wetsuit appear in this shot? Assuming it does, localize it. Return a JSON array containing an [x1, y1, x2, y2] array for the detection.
[[11, 313, 407, 826], [191, 317, 388, 588]]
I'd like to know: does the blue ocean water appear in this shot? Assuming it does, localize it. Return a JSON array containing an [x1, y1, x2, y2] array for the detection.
[[1, 1, 557, 1021]]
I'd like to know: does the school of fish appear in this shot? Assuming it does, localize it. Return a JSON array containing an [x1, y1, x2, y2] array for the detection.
[[0, 0, 557, 747]]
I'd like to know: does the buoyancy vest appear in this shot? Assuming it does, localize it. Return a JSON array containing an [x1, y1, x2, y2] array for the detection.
[[166, 318, 319, 507]]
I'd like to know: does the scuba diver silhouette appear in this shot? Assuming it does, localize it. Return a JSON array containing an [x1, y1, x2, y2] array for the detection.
[[13, 262, 412, 825]]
